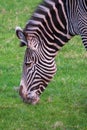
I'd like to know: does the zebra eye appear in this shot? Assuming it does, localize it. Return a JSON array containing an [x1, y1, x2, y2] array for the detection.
[[25, 61, 33, 67]]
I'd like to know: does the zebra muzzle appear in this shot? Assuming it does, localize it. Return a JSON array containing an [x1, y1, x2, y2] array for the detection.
[[19, 85, 40, 105], [25, 92, 40, 105]]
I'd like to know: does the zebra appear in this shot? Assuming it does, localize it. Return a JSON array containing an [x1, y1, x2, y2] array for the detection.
[[15, 0, 87, 104]]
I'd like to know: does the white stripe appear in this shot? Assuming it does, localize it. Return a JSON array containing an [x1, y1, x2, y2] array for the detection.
[[45, 0, 65, 29]]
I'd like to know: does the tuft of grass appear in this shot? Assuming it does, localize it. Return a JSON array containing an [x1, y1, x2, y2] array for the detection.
[[0, 0, 87, 130]]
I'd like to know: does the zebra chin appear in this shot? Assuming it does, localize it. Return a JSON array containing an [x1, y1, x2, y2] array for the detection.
[[19, 85, 40, 105]]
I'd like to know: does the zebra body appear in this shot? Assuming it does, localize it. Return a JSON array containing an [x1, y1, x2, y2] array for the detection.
[[16, 0, 87, 104]]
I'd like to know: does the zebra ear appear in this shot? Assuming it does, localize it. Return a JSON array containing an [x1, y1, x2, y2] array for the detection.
[[15, 26, 27, 47]]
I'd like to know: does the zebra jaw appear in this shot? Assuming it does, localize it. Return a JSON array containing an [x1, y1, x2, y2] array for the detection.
[[19, 85, 40, 105], [25, 92, 40, 105]]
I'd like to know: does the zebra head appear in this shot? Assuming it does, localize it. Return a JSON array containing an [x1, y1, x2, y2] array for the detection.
[[16, 27, 56, 104]]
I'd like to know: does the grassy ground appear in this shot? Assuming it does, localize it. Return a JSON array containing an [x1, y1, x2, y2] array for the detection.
[[0, 0, 87, 130]]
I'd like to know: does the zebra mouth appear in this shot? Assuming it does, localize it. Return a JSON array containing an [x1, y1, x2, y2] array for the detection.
[[19, 85, 40, 104], [23, 95, 40, 105]]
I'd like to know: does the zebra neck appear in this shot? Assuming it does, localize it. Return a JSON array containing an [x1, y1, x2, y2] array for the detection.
[[24, 0, 72, 52], [66, 0, 79, 35]]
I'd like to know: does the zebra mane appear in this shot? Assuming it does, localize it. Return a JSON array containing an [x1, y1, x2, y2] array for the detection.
[[23, 0, 71, 51]]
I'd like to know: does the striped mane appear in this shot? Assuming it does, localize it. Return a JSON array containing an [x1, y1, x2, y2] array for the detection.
[[24, 0, 72, 50]]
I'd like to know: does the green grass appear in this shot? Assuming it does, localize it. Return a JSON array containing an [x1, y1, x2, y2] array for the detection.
[[0, 0, 87, 130]]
